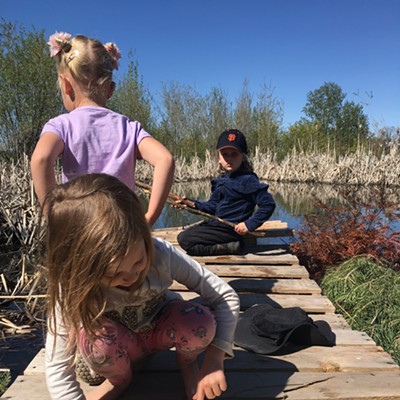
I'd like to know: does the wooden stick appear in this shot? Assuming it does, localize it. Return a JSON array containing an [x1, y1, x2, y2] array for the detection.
[[0, 294, 47, 299], [135, 181, 265, 237]]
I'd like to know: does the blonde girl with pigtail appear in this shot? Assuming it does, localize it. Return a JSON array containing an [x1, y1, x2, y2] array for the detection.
[[31, 32, 174, 226], [44, 173, 239, 400]]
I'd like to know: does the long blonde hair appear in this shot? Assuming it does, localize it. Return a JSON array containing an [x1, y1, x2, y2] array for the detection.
[[44, 173, 153, 350]]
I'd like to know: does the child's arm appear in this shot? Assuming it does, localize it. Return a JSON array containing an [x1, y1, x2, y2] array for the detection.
[[137, 137, 175, 226], [193, 346, 227, 400], [31, 132, 64, 207], [242, 179, 276, 232], [45, 325, 85, 399]]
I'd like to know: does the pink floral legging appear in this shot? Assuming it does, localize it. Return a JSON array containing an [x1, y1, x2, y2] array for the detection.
[[79, 300, 216, 385]]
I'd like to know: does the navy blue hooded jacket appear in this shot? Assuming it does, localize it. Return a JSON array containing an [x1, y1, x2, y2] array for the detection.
[[193, 171, 276, 231]]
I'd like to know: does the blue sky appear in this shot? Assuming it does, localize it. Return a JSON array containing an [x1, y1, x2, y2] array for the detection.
[[2, 0, 399, 131]]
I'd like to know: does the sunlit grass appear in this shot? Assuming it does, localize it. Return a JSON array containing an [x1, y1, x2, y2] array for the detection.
[[322, 257, 400, 365]]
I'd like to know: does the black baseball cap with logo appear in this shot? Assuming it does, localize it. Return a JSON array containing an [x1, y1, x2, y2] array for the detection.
[[216, 129, 248, 154]]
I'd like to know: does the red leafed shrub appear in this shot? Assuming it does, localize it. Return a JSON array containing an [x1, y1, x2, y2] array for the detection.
[[290, 194, 400, 281]]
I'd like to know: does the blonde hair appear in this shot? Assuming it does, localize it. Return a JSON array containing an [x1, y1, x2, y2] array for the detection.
[[44, 173, 153, 351], [50, 33, 120, 103]]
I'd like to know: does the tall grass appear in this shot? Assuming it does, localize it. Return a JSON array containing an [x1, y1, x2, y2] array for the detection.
[[322, 257, 400, 365], [0, 370, 11, 396]]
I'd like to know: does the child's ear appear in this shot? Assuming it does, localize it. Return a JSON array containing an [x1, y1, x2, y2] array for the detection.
[[64, 79, 74, 97], [59, 74, 74, 96]]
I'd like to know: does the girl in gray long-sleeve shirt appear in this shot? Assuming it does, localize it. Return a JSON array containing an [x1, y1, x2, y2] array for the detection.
[[44, 173, 239, 400]]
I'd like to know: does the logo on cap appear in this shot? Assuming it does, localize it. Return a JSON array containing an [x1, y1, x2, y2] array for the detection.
[[228, 133, 236, 142]]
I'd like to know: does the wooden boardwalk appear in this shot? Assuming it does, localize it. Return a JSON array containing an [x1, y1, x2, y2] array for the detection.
[[3, 223, 400, 399]]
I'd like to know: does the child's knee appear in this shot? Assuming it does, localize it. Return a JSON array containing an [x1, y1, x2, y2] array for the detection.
[[172, 301, 217, 349], [78, 318, 133, 381], [190, 303, 217, 342]]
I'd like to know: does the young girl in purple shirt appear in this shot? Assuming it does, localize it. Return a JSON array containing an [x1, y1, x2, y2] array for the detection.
[[31, 31, 174, 225]]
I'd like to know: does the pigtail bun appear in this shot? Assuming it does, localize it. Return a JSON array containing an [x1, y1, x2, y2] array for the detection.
[[48, 32, 72, 58], [103, 42, 122, 70]]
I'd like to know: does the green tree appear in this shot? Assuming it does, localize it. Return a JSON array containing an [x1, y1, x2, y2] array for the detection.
[[158, 82, 217, 157], [302, 82, 369, 154], [108, 52, 153, 131], [205, 86, 233, 145], [233, 80, 284, 155], [303, 82, 345, 136], [336, 101, 369, 150], [234, 80, 253, 135], [0, 20, 63, 161], [251, 82, 283, 154], [280, 120, 326, 157]]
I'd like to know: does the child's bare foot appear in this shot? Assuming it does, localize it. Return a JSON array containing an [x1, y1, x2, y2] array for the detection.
[[177, 356, 199, 400]]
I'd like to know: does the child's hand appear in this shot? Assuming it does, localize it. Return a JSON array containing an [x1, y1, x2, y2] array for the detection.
[[193, 368, 226, 400], [174, 196, 196, 209], [234, 222, 249, 235], [193, 347, 227, 400]]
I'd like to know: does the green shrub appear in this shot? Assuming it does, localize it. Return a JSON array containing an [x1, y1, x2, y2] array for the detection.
[[0, 370, 11, 396], [321, 256, 400, 365]]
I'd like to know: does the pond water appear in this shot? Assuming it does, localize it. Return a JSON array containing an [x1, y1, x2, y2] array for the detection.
[[148, 181, 400, 233]]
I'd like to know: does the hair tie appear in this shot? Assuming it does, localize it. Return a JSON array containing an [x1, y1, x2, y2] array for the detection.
[[104, 42, 122, 70], [48, 31, 72, 58]]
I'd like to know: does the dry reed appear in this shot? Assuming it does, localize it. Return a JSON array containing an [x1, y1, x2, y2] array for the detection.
[[1, 144, 400, 335], [136, 143, 400, 186]]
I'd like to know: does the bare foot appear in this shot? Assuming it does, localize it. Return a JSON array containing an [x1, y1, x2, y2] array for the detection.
[[177, 355, 199, 400]]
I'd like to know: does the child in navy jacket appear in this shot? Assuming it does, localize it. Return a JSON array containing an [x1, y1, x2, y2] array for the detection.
[[177, 129, 276, 256]]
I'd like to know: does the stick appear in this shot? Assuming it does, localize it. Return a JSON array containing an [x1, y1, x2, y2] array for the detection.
[[0, 294, 47, 299], [135, 181, 265, 237]]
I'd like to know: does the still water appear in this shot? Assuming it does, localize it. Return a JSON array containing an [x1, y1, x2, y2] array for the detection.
[[145, 181, 400, 234]]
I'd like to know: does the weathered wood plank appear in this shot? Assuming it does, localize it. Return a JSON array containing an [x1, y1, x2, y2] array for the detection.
[[309, 313, 350, 330], [25, 326, 377, 377], [170, 277, 321, 294], [256, 220, 288, 230], [178, 291, 336, 313], [226, 346, 400, 372], [200, 264, 310, 278], [103, 346, 398, 373], [122, 370, 400, 400], [153, 220, 289, 233], [6, 371, 400, 400], [122, 371, 400, 400], [192, 252, 300, 265]]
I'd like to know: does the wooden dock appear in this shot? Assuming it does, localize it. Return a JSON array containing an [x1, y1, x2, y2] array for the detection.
[[3, 223, 400, 399]]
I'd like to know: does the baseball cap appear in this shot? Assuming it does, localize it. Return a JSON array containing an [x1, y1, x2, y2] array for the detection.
[[216, 129, 248, 154]]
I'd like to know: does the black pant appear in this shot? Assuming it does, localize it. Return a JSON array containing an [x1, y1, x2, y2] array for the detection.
[[177, 220, 242, 252]]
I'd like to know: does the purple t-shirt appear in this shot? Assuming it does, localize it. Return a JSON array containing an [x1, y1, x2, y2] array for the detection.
[[41, 106, 151, 189]]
